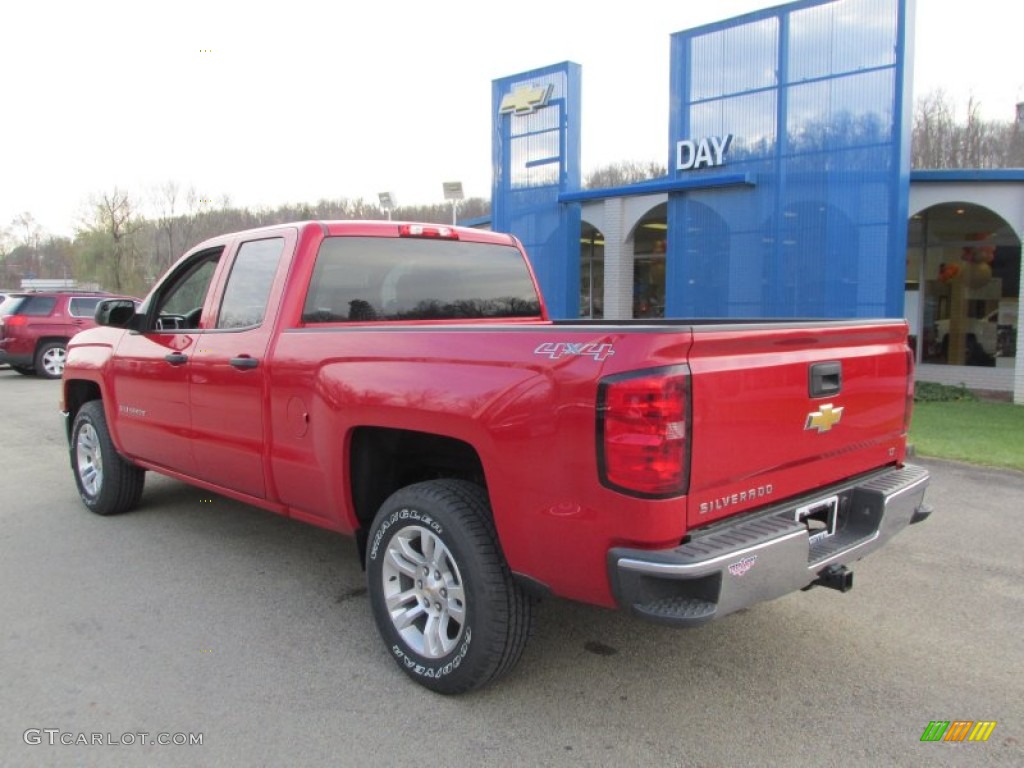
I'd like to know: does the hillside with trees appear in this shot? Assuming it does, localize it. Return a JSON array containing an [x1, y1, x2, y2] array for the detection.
[[0, 192, 490, 298]]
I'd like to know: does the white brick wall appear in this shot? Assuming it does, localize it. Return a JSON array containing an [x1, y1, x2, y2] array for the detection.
[[917, 364, 1016, 398], [601, 198, 633, 320]]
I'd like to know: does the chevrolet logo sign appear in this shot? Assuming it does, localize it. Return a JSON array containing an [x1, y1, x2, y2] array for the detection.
[[499, 84, 552, 116], [805, 403, 844, 433]]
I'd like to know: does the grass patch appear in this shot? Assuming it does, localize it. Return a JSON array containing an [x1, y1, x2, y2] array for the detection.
[[910, 400, 1024, 471]]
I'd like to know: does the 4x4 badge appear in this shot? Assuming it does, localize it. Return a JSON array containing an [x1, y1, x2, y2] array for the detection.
[[533, 341, 614, 362], [805, 403, 844, 433]]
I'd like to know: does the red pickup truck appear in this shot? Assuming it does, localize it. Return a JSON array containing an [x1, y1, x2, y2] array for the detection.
[[61, 220, 930, 693]]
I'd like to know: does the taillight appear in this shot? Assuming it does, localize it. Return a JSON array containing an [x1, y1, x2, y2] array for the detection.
[[904, 346, 915, 432], [398, 224, 459, 240], [5, 315, 27, 326], [597, 366, 690, 497]]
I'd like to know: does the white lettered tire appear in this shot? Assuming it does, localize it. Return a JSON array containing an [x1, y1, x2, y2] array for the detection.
[[366, 479, 534, 694]]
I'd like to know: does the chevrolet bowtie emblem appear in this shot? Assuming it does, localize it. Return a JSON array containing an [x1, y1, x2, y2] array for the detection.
[[499, 84, 552, 116], [805, 403, 844, 433]]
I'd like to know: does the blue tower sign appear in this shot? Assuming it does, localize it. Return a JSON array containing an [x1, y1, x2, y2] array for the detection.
[[492, 62, 582, 318], [665, 0, 915, 318], [490, 0, 915, 321]]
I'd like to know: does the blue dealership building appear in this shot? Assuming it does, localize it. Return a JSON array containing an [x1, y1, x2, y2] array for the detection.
[[485, 0, 1024, 402]]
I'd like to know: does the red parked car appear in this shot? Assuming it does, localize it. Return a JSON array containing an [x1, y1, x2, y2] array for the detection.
[[0, 291, 137, 379]]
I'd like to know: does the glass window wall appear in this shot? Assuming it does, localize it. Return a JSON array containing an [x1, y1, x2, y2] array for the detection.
[[910, 204, 1020, 368]]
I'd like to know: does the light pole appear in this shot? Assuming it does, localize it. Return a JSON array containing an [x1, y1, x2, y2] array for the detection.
[[442, 181, 464, 226], [378, 191, 396, 221]]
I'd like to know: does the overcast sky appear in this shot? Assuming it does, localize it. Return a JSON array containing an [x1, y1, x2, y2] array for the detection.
[[3, 0, 1022, 237]]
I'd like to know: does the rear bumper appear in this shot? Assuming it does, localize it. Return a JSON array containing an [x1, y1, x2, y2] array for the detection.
[[608, 464, 930, 627], [0, 348, 33, 367]]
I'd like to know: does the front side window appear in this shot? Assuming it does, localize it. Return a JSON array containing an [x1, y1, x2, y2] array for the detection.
[[216, 238, 284, 329], [152, 248, 223, 330], [302, 237, 540, 323]]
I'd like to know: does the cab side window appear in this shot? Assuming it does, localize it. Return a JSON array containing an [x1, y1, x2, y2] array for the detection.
[[216, 238, 284, 329], [152, 248, 223, 330]]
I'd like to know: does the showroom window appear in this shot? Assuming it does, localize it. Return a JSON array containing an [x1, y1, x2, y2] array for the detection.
[[580, 223, 604, 319], [909, 203, 1020, 368], [633, 205, 667, 319]]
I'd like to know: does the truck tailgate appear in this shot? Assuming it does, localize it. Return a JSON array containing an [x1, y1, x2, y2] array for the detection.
[[686, 321, 910, 528]]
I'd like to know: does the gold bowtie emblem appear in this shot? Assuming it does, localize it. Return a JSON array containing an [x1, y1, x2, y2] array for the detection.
[[805, 403, 844, 433], [499, 84, 552, 115]]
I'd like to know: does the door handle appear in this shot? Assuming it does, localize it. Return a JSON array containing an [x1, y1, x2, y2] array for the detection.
[[230, 356, 259, 370], [809, 361, 842, 398], [165, 353, 188, 366]]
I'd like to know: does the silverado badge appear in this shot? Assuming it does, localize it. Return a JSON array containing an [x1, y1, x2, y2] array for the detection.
[[805, 403, 844, 433]]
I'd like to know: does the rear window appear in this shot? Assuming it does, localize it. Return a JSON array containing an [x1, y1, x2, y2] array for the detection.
[[302, 237, 541, 323], [0, 296, 26, 316], [9, 296, 57, 316]]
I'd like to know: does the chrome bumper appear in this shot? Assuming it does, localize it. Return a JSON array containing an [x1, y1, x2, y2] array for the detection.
[[608, 464, 930, 626]]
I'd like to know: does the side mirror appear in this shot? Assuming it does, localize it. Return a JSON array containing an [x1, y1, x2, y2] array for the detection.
[[95, 299, 138, 329]]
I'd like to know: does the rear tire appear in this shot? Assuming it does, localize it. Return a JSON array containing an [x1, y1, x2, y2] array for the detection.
[[71, 400, 145, 515], [35, 341, 67, 379], [366, 479, 534, 694]]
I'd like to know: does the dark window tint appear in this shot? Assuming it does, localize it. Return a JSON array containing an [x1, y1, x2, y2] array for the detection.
[[69, 297, 102, 318], [17, 296, 57, 316], [302, 237, 540, 323], [217, 238, 284, 329]]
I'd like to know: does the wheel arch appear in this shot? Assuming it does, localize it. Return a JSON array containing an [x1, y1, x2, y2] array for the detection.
[[349, 427, 487, 563], [63, 379, 103, 440], [35, 335, 71, 354]]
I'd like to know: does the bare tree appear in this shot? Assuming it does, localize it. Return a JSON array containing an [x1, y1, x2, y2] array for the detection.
[[7, 212, 46, 280], [912, 90, 1022, 169], [12, 212, 44, 250], [89, 188, 141, 293], [912, 90, 952, 168], [585, 160, 666, 189], [0, 224, 14, 260], [176, 185, 202, 253], [151, 180, 180, 272], [0, 223, 21, 285]]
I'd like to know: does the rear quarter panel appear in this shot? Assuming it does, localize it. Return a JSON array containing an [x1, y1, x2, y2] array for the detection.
[[267, 325, 696, 606]]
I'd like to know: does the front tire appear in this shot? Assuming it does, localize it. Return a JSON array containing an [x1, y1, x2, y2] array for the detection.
[[35, 341, 67, 379], [366, 479, 534, 694], [71, 400, 145, 515]]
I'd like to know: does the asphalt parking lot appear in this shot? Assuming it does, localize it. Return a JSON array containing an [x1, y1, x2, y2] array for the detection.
[[1, 368, 1022, 767]]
